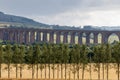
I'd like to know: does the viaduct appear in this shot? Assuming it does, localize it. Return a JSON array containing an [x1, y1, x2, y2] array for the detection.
[[0, 28, 120, 44]]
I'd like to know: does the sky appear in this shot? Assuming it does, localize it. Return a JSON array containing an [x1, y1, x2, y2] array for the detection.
[[0, 0, 120, 27]]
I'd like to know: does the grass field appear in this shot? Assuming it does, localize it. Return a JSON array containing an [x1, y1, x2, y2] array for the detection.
[[0, 63, 118, 80]]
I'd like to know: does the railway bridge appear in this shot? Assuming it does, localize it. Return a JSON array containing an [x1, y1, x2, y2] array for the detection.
[[0, 28, 120, 44]]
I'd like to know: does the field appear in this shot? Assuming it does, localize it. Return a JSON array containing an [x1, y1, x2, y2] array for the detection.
[[0, 64, 118, 80]]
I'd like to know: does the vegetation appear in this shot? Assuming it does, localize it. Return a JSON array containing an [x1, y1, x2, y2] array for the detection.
[[0, 43, 120, 79]]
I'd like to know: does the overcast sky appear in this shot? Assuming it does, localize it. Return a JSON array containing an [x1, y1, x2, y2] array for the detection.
[[0, 0, 120, 27]]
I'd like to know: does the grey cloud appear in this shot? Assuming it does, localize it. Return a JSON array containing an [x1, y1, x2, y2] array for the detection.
[[0, 0, 120, 16]]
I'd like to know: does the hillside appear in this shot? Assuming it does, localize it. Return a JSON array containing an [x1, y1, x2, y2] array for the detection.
[[0, 11, 81, 30], [0, 12, 51, 29]]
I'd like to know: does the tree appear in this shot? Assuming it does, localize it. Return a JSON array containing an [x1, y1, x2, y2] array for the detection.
[[93, 46, 102, 80], [41, 44, 50, 79], [33, 44, 41, 79], [25, 45, 34, 79], [50, 44, 57, 79], [4, 44, 13, 78], [69, 45, 77, 80], [104, 43, 112, 80], [59, 44, 64, 79], [112, 42, 120, 80], [62, 44, 69, 80], [19, 45, 25, 79], [47, 44, 53, 79], [100, 44, 106, 80], [0, 45, 3, 78], [80, 45, 88, 80], [87, 47, 94, 80], [12, 44, 20, 79]]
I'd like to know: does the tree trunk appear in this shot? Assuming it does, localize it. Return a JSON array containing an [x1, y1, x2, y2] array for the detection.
[[82, 64, 85, 80], [20, 64, 22, 79], [69, 64, 71, 80], [102, 63, 104, 80], [49, 64, 50, 80], [45, 64, 46, 80], [90, 63, 92, 80], [32, 64, 34, 80], [8, 64, 10, 78], [36, 64, 38, 79], [16, 64, 18, 79], [57, 64, 59, 80], [98, 63, 100, 80], [61, 64, 63, 79], [106, 63, 109, 80], [118, 63, 119, 80], [74, 64, 75, 80], [0, 64, 1, 78], [65, 63, 67, 80], [40, 64, 42, 79], [77, 63, 79, 80], [53, 63, 54, 79]]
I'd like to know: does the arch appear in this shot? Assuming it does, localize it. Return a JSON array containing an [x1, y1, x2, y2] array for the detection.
[[67, 32, 71, 44], [60, 32, 64, 43], [47, 32, 50, 42], [98, 33, 102, 44], [89, 33, 94, 44], [82, 32, 86, 44], [108, 33, 119, 43], [75, 32, 78, 44], [53, 32, 56, 43]]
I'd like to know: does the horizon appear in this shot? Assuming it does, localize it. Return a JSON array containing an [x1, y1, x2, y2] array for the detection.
[[0, 0, 120, 27]]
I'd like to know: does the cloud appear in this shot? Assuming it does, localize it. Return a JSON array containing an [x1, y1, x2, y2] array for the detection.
[[30, 10, 120, 26], [0, 0, 120, 26]]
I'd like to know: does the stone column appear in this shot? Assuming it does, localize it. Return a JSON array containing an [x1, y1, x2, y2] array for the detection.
[[78, 33, 82, 44], [0, 30, 3, 40], [9, 31, 13, 42], [25, 32, 29, 44], [19, 31, 23, 44], [14, 32, 18, 43], [43, 32, 47, 43], [63, 32, 68, 43], [30, 31, 35, 43], [56, 32, 60, 44], [94, 33, 98, 44], [36, 32, 40, 42], [86, 33, 90, 44], [70, 32, 75, 44], [49, 32, 54, 43], [102, 33, 109, 44]]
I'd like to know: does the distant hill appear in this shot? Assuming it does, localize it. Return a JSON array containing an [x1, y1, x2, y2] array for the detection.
[[0, 12, 52, 29], [0, 11, 81, 30]]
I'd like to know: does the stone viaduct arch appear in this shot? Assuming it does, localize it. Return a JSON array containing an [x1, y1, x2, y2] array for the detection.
[[0, 28, 120, 44]]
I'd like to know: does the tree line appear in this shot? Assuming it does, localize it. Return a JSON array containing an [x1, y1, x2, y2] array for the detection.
[[0, 43, 120, 80]]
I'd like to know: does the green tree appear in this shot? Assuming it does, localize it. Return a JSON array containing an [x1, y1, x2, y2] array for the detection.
[[80, 45, 88, 80], [93, 46, 102, 80], [47, 44, 53, 79], [33, 44, 41, 79], [112, 42, 120, 80], [62, 44, 69, 80], [12, 44, 20, 79], [0, 45, 3, 78], [69, 47, 76, 79], [105, 43, 112, 80], [59, 44, 64, 79], [100, 44, 106, 80], [4, 44, 13, 78], [25, 45, 35, 79], [41, 44, 49, 79], [19, 45, 25, 79]]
